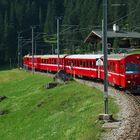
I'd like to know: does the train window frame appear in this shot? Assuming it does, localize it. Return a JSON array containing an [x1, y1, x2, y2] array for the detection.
[[120, 63, 124, 74], [60, 59, 62, 65], [80, 60, 83, 67], [90, 61, 92, 68], [77, 60, 79, 67], [83, 61, 85, 67], [109, 62, 115, 72], [125, 62, 140, 74], [85, 61, 88, 68], [54, 59, 57, 64], [72, 60, 75, 67]]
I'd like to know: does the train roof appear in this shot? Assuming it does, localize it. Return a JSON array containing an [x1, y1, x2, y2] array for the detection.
[[24, 55, 41, 58], [40, 54, 67, 59], [24, 54, 67, 59], [108, 54, 128, 60], [66, 54, 140, 60], [24, 54, 140, 60], [65, 54, 103, 59]]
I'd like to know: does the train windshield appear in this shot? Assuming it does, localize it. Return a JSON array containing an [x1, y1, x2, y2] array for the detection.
[[125, 62, 140, 74]]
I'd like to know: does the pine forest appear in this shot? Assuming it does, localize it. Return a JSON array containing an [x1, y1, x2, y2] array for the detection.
[[0, 0, 140, 65]]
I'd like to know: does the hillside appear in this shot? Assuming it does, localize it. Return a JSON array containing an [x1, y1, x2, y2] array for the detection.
[[0, 69, 118, 140]]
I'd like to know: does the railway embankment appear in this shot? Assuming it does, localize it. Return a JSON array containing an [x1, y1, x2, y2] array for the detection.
[[25, 70, 140, 139], [75, 78, 140, 140]]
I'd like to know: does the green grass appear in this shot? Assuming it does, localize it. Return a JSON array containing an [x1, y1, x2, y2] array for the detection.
[[128, 49, 140, 54], [0, 69, 118, 140]]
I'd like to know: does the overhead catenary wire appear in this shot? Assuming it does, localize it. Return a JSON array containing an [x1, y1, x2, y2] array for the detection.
[[108, 0, 140, 26]]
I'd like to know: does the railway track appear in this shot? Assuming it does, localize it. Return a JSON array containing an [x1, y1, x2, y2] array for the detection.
[[127, 93, 140, 107], [123, 92, 140, 140], [74, 77, 140, 140]]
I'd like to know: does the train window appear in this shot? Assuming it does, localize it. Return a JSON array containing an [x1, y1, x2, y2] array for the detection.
[[69, 60, 71, 66], [125, 63, 140, 74], [66, 60, 68, 66], [85, 61, 88, 67], [120, 63, 124, 74], [74, 60, 76, 66], [48, 59, 50, 64], [90, 61, 92, 68], [71, 61, 73, 66], [77, 60, 79, 67], [74, 60, 75, 66], [52, 59, 54, 64], [83, 61, 86, 67], [87, 61, 89, 68], [110, 62, 113, 71], [83, 61, 85, 67], [53, 59, 55, 64], [93, 61, 96, 68], [60, 59, 62, 65], [71, 60, 73, 66], [72, 60, 75, 66], [66, 60, 68, 65], [67, 60, 69, 66], [54, 59, 56, 64], [80, 61, 83, 67], [75, 60, 77, 67], [109, 62, 115, 72]]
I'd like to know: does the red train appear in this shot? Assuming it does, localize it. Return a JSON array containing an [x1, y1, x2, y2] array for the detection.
[[24, 54, 140, 90]]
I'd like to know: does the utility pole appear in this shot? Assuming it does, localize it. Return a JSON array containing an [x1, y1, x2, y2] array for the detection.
[[57, 17, 61, 71], [103, 0, 108, 114], [35, 40, 37, 55], [31, 26, 35, 74], [18, 34, 23, 69], [17, 32, 21, 69], [52, 44, 54, 54], [9, 58, 12, 68], [99, 0, 112, 122], [102, 19, 104, 54], [20, 37, 23, 67]]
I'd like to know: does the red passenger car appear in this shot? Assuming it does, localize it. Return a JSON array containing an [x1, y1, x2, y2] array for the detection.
[[39, 55, 67, 72], [23, 55, 41, 70], [64, 54, 103, 78], [23, 53, 140, 90], [106, 54, 140, 89], [64, 54, 140, 89]]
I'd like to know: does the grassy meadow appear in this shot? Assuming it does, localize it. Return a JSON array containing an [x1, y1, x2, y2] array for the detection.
[[0, 69, 118, 140]]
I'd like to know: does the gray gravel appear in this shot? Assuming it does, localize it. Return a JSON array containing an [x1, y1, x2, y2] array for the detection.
[[75, 78, 140, 140]]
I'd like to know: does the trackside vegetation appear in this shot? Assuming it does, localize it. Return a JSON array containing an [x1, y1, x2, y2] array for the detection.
[[128, 49, 140, 54], [0, 69, 118, 140]]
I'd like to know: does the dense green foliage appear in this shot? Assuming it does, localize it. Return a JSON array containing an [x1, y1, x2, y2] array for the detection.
[[0, 0, 140, 64], [0, 69, 118, 140]]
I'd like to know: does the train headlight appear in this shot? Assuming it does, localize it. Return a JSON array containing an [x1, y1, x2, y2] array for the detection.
[[127, 81, 131, 83]]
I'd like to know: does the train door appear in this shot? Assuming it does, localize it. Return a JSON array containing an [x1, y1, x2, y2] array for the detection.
[[96, 58, 103, 79]]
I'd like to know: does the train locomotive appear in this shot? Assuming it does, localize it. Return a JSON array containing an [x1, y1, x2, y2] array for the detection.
[[24, 54, 140, 91]]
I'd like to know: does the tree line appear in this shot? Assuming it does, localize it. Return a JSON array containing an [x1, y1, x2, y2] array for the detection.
[[0, 0, 140, 65]]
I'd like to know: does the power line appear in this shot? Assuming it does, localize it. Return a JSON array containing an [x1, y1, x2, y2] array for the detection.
[[108, 0, 140, 26]]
